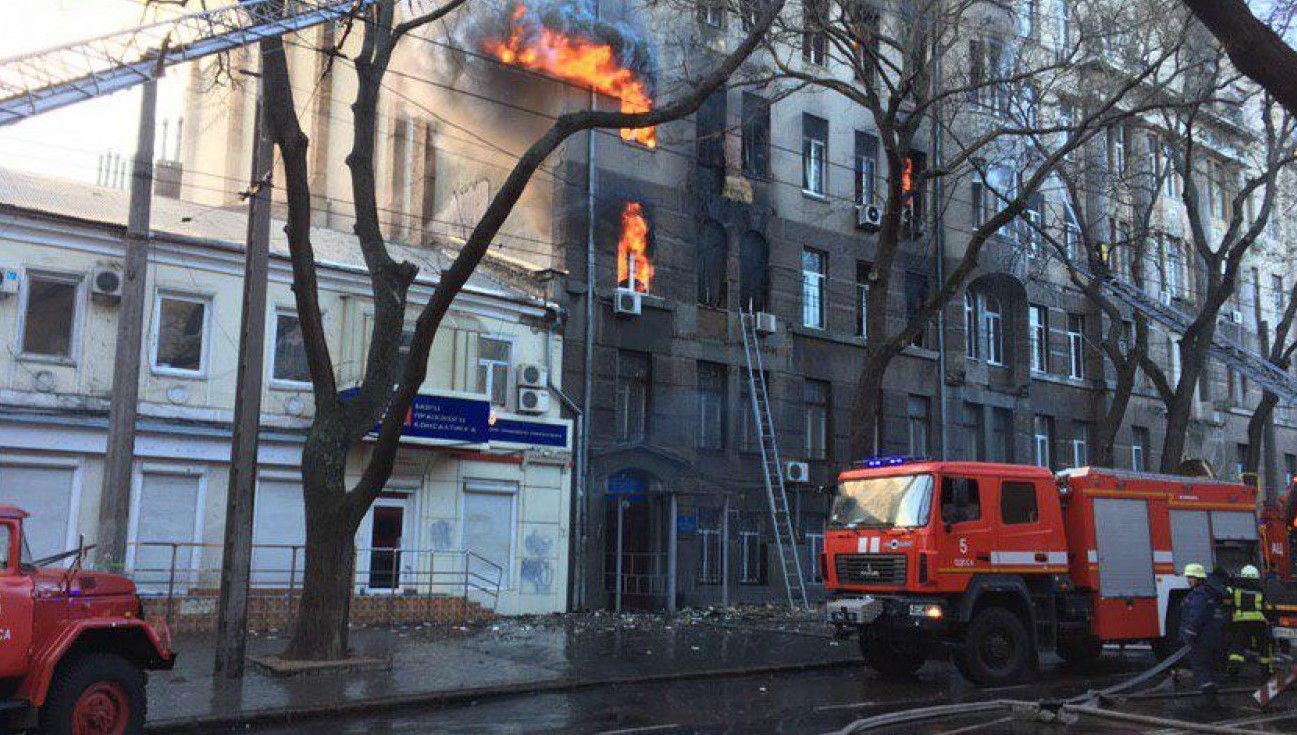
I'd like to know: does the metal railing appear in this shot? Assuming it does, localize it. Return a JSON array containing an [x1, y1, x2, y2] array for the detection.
[[125, 541, 503, 630]]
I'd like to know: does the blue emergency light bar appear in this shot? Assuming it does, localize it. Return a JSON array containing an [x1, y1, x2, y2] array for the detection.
[[853, 455, 928, 468]]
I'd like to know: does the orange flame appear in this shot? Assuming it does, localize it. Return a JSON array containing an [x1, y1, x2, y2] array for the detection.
[[484, 5, 656, 148], [616, 202, 653, 293]]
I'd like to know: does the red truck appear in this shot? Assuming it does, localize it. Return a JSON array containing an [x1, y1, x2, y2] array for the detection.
[[823, 458, 1262, 685], [0, 506, 174, 734]]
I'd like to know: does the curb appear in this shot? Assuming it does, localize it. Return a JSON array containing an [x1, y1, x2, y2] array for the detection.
[[145, 656, 861, 732]]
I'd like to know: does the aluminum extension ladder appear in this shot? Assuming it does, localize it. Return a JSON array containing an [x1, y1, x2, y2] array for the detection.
[[0, 0, 374, 127], [738, 310, 808, 609], [1076, 265, 1297, 404]]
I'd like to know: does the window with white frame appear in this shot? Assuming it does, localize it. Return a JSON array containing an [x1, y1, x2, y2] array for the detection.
[[152, 292, 209, 374], [20, 271, 80, 360], [802, 248, 827, 329], [476, 335, 511, 407], [698, 0, 724, 27], [271, 310, 311, 384], [1108, 124, 1127, 176], [1066, 313, 1085, 379], [802, 114, 828, 196], [1165, 236, 1189, 298], [972, 164, 1014, 228], [1033, 415, 1053, 468], [856, 262, 870, 338], [698, 526, 722, 584], [1272, 274, 1286, 317], [802, 0, 827, 64], [964, 291, 980, 359], [739, 530, 765, 584], [855, 131, 878, 206], [982, 294, 1004, 365], [1071, 423, 1089, 468], [1062, 205, 1081, 261], [1131, 426, 1149, 471], [1022, 193, 1044, 253], [1029, 304, 1049, 372], [1054, 0, 1070, 54]]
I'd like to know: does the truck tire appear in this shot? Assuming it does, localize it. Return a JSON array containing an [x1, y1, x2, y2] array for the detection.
[[1056, 634, 1104, 668], [40, 653, 146, 735], [955, 606, 1033, 686], [859, 628, 926, 677]]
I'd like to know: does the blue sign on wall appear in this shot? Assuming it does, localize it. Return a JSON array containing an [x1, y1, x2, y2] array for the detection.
[[676, 513, 698, 534], [489, 418, 568, 447], [340, 389, 568, 448]]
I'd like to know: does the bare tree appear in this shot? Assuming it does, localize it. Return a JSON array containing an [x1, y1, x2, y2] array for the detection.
[[1244, 265, 1297, 478], [254, 0, 787, 660], [737, 0, 1186, 456], [1180, 0, 1297, 117]]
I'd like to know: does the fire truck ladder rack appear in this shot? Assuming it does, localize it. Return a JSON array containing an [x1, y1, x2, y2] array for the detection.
[[0, 0, 373, 127], [1079, 266, 1297, 405], [739, 310, 809, 609]]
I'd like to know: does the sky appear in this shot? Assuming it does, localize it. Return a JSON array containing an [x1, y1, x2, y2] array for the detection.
[[0, 0, 188, 184]]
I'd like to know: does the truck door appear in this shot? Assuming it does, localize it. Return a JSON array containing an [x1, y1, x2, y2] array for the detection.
[[0, 520, 33, 678], [938, 476, 991, 579], [992, 480, 1064, 571]]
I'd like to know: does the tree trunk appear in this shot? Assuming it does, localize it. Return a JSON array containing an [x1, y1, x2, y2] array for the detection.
[[282, 513, 357, 660], [1245, 391, 1279, 475], [849, 351, 891, 459], [1159, 381, 1197, 473]]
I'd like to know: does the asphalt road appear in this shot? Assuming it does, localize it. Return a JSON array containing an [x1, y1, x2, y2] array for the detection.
[[184, 650, 1188, 734]]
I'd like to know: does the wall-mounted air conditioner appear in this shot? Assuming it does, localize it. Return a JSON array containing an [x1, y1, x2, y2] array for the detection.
[[518, 363, 547, 388], [784, 461, 810, 484], [754, 311, 778, 335], [856, 204, 882, 232], [614, 288, 642, 317], [91, 266, 123, 302], [517, 387, 550, 414]]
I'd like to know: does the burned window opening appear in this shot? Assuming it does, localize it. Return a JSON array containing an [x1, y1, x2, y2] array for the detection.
[[697, 219, 728, 308], [739, 231, 770, 312]]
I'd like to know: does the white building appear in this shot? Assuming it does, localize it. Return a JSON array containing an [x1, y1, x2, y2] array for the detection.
[[0, 168, 572, 616]]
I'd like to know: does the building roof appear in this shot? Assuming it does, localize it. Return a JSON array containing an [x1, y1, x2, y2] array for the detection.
[[0, 167, 549, 309]]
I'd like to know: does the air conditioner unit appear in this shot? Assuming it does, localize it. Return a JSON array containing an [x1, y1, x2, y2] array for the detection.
[[517, 387, 550, 414], [0, 267, 18, 296], [614, 288, 642, 317], [1228, 309, 1243, 324], [517, 363, 547, 388], [784, 461, 810, 484], [754, 311, 778, 335], [91, 267, 123, 302], [856, 204, 883, 231]]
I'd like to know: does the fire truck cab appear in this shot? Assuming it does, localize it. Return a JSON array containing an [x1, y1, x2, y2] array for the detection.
[[823, 458, 1260, 686]]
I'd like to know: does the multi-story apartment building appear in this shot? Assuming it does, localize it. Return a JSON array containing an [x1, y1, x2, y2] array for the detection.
[[169, 0, 1297, 613], [0, 167, 573, 616]]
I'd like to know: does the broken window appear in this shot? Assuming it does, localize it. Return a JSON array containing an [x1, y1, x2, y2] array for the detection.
[[741, 93, 771, 178], [697, 219, 727, 308], [696, 90, 726, 173], [21, 272, 79, 360], [739, 231, 770, 312], [616, 351, 651, 442], [904, 272, 930, 348]]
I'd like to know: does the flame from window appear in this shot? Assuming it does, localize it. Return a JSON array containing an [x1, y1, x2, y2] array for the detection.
[[617, 202, 653, 293], [485, 4, 656, 148]]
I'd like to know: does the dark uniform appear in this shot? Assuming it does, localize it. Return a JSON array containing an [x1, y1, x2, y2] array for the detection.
[[1181, 569, 1229, 705], [1228, 576, 1271, 670]]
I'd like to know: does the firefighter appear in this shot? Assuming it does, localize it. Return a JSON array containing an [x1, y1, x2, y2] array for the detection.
[[1228, 564, 1272, 672], [1180, 562, 1229, 707]]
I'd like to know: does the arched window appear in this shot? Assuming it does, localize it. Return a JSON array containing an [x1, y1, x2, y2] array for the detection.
[[964, 291, 980, 359], [698, 220, 728, 307], [982, 294, 1004, 365], [739, 231, 770, 312]]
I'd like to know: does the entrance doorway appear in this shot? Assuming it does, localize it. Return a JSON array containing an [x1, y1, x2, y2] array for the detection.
[[604, 469, 667, 610], [368, 505, 404, 590]]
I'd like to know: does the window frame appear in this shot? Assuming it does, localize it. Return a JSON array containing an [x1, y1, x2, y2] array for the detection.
[[941, 476, 982, 525], [1066, 313, 1085, 379], [268, 307, 313, 390], [854, 131, 879, 206], [615, 350, 651, 442], [804, 379, 830, 461], [16, 269, 83, 365], [964, 292, 980, 360], [908, 395, 931, 457], [1000, 481, 1040, 525], [475, 333, 514, 408], [698, 362, 728, 452], [856, 262, 870, 338], [1029, 304, 1049, 373], [801, 114, 829, 197], [1033, 415, 1053, 468], [739, 530, 767, 584], [1071, 423, 1089, 468], [982, 294, 1004, 366], [802, 247, 827, 329], [150, 290, 213, 378]]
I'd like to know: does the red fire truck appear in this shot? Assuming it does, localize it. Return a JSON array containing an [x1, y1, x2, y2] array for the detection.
[[0, 506, 174, 734], [823, 458, 1262, 686]]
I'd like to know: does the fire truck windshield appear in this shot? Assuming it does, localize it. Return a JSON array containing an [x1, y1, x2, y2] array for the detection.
[[829, 474, 934, 529]]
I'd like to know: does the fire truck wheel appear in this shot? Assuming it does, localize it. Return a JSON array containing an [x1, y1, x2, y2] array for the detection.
[[1056, 635, 1104, 668], [859, 628, 927, 677], [955, 607, 1032, 686], [40, 653, 146, 735]]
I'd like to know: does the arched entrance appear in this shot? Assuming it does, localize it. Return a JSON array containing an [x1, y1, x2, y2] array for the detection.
[[604, 468, 668, 611]]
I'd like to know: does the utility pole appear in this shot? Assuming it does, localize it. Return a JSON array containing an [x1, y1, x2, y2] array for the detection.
[[95, 76, 159, 571], [214, 57, 273, 677]]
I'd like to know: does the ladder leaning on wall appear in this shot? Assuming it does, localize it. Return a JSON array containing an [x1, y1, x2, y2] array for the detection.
[[738, 310, 809, 609]]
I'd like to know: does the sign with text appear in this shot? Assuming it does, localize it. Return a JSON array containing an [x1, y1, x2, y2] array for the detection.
[[341, 389, 569, 449]]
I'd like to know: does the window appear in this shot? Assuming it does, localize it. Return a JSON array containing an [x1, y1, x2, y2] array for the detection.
[[972, 164, 1014, 228], [1108, 124, 1127, 177], [1131, 426, 1149, 471], [698, 526, 722, 584], [1228, 367, 1247, 407], [1070, 424, 1089, 468], [1163, 142, 1180, 197], [1033, 415, 1053, 468], [970, 39, 1009, 111], [941, 477, 981, 524], [1236, 443, 1250, 481], [1017, 0, 1035, 37], [476, 336, 511, 407], [1284, 453, 1296, 487], [964, 402, 987, 460], [1164, 237, 1188, 299], [737, 373, 767, 453], [802, 0, 827, 65], [964, 292, 980, 359], [805, 380, 830, 460], [1067, 313, 1085, 379], [698, 362, 727, 451], [854, 131, 879, 206], [846, 2, 881, 88], [739, 231, 770, 311], [739, 530, 767, 584], [0, 524, 8, 571], [271, 311, 311, 384], [802, 114, 828, 196], [856, 262, 871, 337], [696, 90, 726, 172], [1022, 193, 1044, 253], [697, 220, 727, 308], [992, 408, 1014, 463], [152, 292, 208, 374], [1054, 0, 1070, 55], [1273, 274, 1287, 317], [616, 351, 650, 441], [698, 0, 724, 27], [1029, 304, 1049, 372], [907, 395, 930, 457], [905, 273, 932, 348], [1001, 482, 1039, 524], [741, 93, 771, 178], [802, 248, 827, 329], [982, 294, 1004, 365], [1062, 205, 1081, 261], [20, 272, 79, 360]]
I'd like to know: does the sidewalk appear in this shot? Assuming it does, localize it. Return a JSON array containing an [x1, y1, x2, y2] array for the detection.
[[145, 608, 859, 731]]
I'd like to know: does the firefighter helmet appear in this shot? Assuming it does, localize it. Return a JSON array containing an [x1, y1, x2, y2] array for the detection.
[[1184, 563, 1208, 579], [1240, 565, 1261, 579]]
